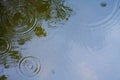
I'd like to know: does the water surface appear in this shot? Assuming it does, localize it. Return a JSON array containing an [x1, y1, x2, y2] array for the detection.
[[0, 0, 120, 80]]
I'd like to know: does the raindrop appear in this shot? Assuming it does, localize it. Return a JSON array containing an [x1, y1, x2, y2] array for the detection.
[[18, 56, 41, 77]]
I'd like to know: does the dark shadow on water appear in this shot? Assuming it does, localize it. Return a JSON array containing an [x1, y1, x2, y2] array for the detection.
[[0, 0, 73, 79]]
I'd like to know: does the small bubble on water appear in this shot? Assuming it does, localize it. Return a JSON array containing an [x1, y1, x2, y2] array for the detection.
[[100, 2, 107, 7]]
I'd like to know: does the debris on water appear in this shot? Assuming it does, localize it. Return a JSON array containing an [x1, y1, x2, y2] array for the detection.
[[100, 2, 107, 7]]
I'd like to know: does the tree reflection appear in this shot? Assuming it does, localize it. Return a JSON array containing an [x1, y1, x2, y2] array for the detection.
[[0, 0, 72, 79], [0, 50, 22, 69], [34, 26, 47, 37], [0, 75, 7, 80]]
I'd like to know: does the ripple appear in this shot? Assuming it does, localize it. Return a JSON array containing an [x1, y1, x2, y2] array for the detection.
[[18, 56, 41, 77], [0, 1, 37, 35], [0, 65, 4, 74], [78, 0, 120, 29], [0, 37, 11, 56]]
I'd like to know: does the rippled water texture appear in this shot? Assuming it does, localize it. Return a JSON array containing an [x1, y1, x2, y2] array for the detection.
[[1, 0, 120, 80], [74, 0, 120, 29], [0, 37, 11, 56], [0, 0, 73, 80], [0, 0, 37, 35], [18, 56, 41, 78]]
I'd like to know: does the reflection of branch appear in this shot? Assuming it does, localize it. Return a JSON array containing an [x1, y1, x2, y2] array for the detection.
[[0, 0, 73, 70], [0, 0, 72, 37], [9, 51, 22, 60], [0, 50, 22, 69], [34, 26, 47, 37]]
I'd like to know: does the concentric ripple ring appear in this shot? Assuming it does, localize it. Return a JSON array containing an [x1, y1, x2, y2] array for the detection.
[[78, 0, 120, 29], [0, 1, 37, 35], [0, 37, 11, 55], [18, 56, 41, 77]]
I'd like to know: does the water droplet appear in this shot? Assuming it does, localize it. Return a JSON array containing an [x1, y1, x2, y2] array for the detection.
[[18, 56, 41, 77], [0, 37, 11, 55]]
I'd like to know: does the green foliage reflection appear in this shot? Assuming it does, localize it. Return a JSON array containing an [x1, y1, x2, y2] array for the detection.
[[0, 75, 7, 80], [0, 0, 72, 79]]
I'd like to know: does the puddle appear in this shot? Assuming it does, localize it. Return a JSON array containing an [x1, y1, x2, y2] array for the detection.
[[0, 0, 120, 80]]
